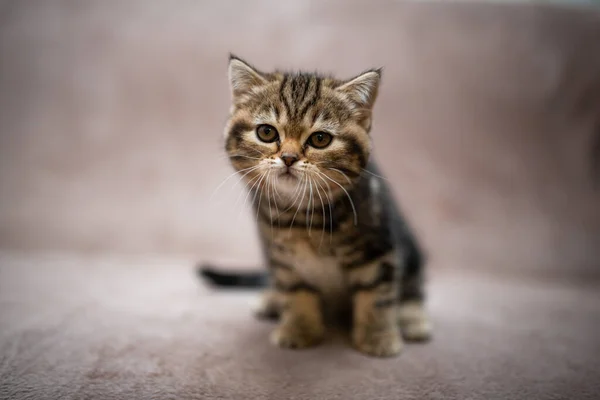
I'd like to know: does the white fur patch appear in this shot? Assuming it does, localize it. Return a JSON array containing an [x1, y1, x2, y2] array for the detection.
[[286, 239, 344, 298], [398, 301, 427, 323]]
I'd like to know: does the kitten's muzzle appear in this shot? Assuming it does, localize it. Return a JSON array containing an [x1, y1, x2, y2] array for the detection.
[[280, 153, 298, 167], [280, 167, 298, 179]]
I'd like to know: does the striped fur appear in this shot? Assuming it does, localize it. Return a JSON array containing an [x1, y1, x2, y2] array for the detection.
[[220, 55, 431, 357]]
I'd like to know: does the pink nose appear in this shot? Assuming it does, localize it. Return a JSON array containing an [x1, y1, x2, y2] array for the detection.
[[280, 153, 298, 167]]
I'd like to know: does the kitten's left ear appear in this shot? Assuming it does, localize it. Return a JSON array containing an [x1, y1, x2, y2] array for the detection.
[[336, 68, 382, 110], [228, 54, 268, 98]]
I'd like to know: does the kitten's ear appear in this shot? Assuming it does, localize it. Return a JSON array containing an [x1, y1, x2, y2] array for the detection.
[[336, 69, 382, 109], [228, 54, 268, 98]]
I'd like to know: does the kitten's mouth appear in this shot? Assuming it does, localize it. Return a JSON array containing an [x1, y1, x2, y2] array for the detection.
[[279, 170, 297, 180]]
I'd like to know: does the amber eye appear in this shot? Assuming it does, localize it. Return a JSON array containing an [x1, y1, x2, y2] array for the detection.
[[256, 124, 279, 143], [307, 132, 333, 149]]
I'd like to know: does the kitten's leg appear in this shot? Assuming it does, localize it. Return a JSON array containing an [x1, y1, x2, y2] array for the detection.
[[398, 268, 432, 342], [398, 301, 431, 342], [268, 268, 325, 349], [348, 260, 403, 357]]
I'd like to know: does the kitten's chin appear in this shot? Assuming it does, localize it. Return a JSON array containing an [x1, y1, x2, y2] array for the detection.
[[278, 172, 297, 183], [272, 174, 302, 199]]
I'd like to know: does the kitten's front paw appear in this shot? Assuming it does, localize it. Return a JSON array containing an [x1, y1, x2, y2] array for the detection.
[[270, 319, 324, 349], [353, 326, 403, 357]]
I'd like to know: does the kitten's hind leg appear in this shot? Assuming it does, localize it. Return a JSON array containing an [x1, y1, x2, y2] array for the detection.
[[398, 300, 432, 342], [397, 249, 432, 342], [254, 289, 282, 321], [397, 274, 432, 341]]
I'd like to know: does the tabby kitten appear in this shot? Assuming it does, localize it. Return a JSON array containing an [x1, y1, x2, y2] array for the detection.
[[201, 55, 431, 357]]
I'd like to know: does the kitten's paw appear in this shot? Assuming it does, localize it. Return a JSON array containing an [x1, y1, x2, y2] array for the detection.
[[402, 319, 432, 342], [398, 301, 432, 342], [353, 327, 403, 357], [270, 319, 324, 349]]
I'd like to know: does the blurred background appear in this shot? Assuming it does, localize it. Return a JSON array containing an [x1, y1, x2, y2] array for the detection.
[[1, 0, 599, 278], [1, 1, 600, 399]]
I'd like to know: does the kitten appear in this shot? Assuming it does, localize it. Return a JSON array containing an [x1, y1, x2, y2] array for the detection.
[[200, 55, 431, 357]]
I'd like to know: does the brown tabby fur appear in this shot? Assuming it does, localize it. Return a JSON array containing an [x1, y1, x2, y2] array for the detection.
[[221, 55, 431, 357]]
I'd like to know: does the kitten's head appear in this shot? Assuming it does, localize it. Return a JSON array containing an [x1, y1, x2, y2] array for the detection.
[[224, 55, 381, 201]]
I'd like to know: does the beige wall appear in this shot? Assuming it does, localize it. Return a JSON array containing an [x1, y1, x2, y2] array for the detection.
[[1, 0, 599, 278]]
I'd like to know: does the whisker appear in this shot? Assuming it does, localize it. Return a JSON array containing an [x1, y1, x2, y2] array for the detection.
[[210, 165, 260, 201], [231, 166, 264, 201], [314, 172, 334, 243], [231, 164, 266, 191], [327, 168, 353, 185], [234, 172, 261, 207], [219, 152, 262, 160], [238, 171, 266, 220], [319, 172, 358, 226], [266, 170, 277, 234], [250, 171, 270, 218], [281, 175, 306, 213], [227, 154, 263, 161], [307, 176, 314, 237], [255, 170, 269, 224], [271, 173, 282, 229], [361, 168, 389, 181], [288, 174, 308, 233], [271, 172, 282, 200], [312, 175, 326, 249], [239, 145, 268, 157]]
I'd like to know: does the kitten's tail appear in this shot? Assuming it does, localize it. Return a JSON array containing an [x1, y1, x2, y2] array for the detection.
[[197, 263, 268, 288]]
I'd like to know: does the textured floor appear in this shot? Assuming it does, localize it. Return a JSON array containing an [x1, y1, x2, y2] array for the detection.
[[0, 252, 599, 400]]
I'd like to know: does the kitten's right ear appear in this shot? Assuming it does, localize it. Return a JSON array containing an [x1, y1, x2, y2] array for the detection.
[[228, 54, 268, 98]]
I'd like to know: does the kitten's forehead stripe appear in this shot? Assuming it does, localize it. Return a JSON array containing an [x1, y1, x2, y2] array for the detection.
[[298, 77, 321, 123], [279, 75, 292, 118], [291, 75, 307, 107], [278, 73, 323, 123], [291, 76, 308, 119]]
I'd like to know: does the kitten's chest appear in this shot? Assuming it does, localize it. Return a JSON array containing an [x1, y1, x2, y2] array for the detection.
[[276, 235, 345, 296]]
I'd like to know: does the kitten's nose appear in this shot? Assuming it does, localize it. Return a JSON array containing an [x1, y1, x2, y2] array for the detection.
[[280, 153, 298, 167]]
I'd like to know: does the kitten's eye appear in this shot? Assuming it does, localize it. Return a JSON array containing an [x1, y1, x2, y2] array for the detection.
[[256, 124, 279, 143], [307, 132, 333, 149]]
